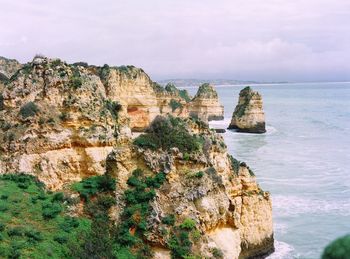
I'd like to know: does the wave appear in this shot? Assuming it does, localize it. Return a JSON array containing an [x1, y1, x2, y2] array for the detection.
[[267, 240, 295, 259], [272, 195, 350, 217]]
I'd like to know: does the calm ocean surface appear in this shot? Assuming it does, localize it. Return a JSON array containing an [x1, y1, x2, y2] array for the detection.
[[185, 82, 350, 259]]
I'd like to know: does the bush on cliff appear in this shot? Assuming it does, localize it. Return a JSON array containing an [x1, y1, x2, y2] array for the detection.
[[134, 116, 204, 153], [19, 102, 39, 118]]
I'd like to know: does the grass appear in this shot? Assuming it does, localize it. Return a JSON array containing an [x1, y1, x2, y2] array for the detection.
[[0, 174, 90, 258]]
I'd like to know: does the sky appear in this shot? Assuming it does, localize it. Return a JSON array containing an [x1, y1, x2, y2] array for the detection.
[[0, 0, 350, 82]]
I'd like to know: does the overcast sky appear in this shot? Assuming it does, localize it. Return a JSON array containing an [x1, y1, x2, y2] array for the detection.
[[1, 0, 349, 82]]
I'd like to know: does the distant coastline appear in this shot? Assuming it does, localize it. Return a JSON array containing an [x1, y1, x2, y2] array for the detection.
[[158, 79, 350, 88]]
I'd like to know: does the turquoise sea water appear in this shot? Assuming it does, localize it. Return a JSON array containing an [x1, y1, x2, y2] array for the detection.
[[186, 82, 350, 259]]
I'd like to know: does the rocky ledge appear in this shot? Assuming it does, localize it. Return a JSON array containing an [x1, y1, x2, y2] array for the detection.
[[228, 86, 266, 133]]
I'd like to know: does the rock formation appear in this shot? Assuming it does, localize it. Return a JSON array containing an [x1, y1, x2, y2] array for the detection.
[[190, 83, 224, 122], [228, 86, 266, 133], [0, 56, 273, 258], [0, 56, 22, 80]]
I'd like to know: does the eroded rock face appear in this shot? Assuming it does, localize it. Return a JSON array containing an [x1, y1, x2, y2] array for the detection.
[[108, 119, 274, 258], [0, 56, 22, 80], [0, 56, 273, 258], [0, 57, 127, 189], [228, 86, 266, 133], [190, 83, 224, 122]]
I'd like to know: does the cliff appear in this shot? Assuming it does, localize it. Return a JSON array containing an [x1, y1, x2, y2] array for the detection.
[[0, 56, 22, 81], [0, 56, 273, 258], [228, 87, 266, 133]]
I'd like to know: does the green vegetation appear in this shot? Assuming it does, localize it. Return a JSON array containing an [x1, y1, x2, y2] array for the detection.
[[195, 83, 217, 99], [228, 154, 240, 175], [179, 218, 196, 230], [70, 67, 83, 89], [105, 100, 122, 120], [0, 174, 90, 258], [322, 235, 350, 259], [134, 116, 204, 153], [165, 83, 191, 102], [114, 169, 166, 258], [168, 218, 200, 259], [179, 89, 191, 102], [211, 247, 224, 258], [0, 72, 8, 83], [162, 215, 176, 226], [19, 101, 39, 118], [169, 99, 183, 112], [72, 174, 116, 200]]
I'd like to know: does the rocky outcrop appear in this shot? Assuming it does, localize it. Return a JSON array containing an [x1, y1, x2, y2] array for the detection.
[[0, 56, 22, 81], [0, 56, 273, 258], [190, 83, 224, 122], [228, 86, 266, 133], [109, 118, 274, 258], [0, 56, 128, 189]]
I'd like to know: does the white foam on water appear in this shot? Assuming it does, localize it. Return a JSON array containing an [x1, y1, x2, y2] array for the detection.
[[267, 240, 295, 259], [208, 118, 231, 128], [272, 195, 350, 217]]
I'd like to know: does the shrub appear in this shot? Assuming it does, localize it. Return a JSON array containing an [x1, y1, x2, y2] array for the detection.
[[7, 227, 25, 237], [71, 77, 82, 89], [194, 171, 204, 178], [134, 116, 203, 153], [59, 112, 70, 121], [52, 192, 64, 202], [1, 194, 9, 200], [25, 229, 43, 242], [180, 218, 196, 230], [19, 102, 39, 118], [59, 217, 80, 233], [168, 231, 192, 259], [72, 174, 116, 199], [105, 100, 122, 120], [169, 99, 182, 112], [322, 235, 350, 259], [42, 202, 62, 219], [211, 247, 224, 259], [0, 203, 8, 212], [0, 222, 5, 231], [54, 234, 68, 244], [162, 215, 175, 226]]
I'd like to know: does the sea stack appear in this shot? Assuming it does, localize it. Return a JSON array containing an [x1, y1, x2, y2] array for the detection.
[[228, 86, 266, 133], [189, 83, 224, 122]]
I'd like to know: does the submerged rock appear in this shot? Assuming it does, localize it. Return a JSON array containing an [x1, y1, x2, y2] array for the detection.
[[228, 86, 266, 133]]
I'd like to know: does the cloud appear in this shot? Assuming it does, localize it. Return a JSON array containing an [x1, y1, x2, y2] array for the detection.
[[0, 0, 349, 81]]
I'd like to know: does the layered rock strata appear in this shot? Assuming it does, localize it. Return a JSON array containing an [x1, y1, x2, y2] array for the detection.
[[0, 56, 273, 258], [189, 83, 224, 122], [228, 86, 266, 133]]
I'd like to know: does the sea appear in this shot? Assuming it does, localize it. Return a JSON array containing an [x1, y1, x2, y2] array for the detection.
[[184, 82, 350, 259]]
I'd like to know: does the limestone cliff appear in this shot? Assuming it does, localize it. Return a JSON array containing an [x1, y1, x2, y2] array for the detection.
[[109, 117, 274, 258], [0, 56, 22, 81], [228, 87, 266, 133], [190, 83, 224, 122], [0, 56, 128, 189], [0, 56, 273, 258]]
